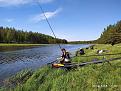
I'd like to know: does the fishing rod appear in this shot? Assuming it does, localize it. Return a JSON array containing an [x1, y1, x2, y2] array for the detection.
[[35, 0, 62, 50]]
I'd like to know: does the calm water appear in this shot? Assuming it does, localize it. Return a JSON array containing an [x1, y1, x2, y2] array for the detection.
[[0, 44, 90, 84]]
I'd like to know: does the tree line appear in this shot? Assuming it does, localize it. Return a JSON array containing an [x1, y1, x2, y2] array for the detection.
[[68, 40, 95, 44], [96, 20, 121, 45], [0, 27, 67, 44]]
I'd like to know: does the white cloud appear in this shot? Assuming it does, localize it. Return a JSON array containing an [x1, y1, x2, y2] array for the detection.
[[38, 0, 54, 4], [0, 0, 54, 7], [5, 18, 14, 22], [31, 8, 62, 23], [0, 0, 29, 6]]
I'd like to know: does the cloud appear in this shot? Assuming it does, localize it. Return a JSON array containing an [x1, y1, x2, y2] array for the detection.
[[0, 0, 54, 7], [5, 18, 14, 22], [0, 0, 29, 6], [38, 0, 54, 4], [31, 8, 62, 23]]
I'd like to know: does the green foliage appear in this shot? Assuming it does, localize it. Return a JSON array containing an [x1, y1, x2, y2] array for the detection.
[[3, 69, 33, 88], [0, 26, 67, 44], [69, 40, 96, 44], [97, 21, 121, 44], [0, 44, 47, 47]]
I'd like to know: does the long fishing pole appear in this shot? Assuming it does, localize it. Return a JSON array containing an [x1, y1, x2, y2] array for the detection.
[[35, 0, 62, 50]]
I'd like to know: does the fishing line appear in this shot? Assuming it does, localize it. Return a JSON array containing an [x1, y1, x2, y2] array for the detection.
[[35, 0, 62, 50]]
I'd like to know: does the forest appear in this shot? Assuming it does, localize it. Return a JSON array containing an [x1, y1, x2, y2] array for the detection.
[[97, 20, 121, 44], [0, 27, 67, 44]]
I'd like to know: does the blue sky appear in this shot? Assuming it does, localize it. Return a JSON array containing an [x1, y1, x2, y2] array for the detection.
[[0, 0, 121, 41]]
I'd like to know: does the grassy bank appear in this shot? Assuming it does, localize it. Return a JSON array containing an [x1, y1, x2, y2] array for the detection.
[[0, 44, 47, 47], [1, 44, 121, 91]]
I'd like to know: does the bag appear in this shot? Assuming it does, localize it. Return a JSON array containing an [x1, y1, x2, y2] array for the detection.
[[65, 58, 70, 62]]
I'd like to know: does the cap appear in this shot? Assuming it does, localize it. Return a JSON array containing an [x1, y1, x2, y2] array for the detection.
[[61, 48, 66, 51]]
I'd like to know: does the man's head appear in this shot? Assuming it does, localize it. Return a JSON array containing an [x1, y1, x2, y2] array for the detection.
[[61, 48, 66, 52]]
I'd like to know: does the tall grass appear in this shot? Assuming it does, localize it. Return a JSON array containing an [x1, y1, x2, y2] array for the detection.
[[1, 44, 121, 91]]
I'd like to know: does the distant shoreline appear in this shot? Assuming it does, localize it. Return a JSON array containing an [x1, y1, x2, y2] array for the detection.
[[0, 43, 90, 47], [0, 43, 48, 47]]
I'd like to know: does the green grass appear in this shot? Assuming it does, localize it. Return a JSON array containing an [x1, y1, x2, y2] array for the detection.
[[0, 43, 47, 47], [1, 44, 121, 91]]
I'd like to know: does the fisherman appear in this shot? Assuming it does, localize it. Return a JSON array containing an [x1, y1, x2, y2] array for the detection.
[[79, 48, 85, 55], [60, 48, 71, 64]]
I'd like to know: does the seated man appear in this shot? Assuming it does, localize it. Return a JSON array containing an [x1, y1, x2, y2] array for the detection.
[[79, 48, 85, 55]]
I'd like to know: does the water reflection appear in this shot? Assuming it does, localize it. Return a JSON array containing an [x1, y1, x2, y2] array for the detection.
[[0, 46, 41, 52]]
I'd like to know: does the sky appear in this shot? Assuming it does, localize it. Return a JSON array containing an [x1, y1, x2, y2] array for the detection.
[[0, 0, 121, 41]]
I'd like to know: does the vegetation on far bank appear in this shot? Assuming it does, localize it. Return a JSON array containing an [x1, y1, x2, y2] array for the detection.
[[0, 27, 67, 44], [1, 44, 121, 91], [0, 43, 48, 47]]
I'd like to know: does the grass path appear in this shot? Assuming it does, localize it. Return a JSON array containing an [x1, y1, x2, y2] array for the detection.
[[1, 44, 121, 91]]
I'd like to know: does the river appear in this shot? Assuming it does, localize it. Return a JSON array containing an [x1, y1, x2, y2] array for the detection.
[[0, 44, 90, 85]]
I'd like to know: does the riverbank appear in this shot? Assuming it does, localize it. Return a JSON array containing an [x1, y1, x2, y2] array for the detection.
[[1, 44, 121, 91], [0, 43, 47, 47]]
